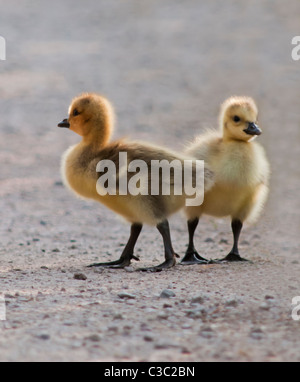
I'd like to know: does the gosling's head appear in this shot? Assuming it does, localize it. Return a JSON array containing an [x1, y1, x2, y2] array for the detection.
[[58, 93, 115, 144], [220, 96, 261, 142]]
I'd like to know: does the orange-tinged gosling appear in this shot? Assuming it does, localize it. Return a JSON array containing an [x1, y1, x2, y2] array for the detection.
[[59, 93, 214, 271], [181, 96, 270, 265]]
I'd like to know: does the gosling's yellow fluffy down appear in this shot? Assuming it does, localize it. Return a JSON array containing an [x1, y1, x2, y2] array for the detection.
[[59, 93, 214, 271], [181, 96, 270, 265]]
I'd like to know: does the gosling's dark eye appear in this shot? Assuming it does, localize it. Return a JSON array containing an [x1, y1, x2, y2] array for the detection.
[[233, 116, 241, 123], [73, 109, 80, 117]]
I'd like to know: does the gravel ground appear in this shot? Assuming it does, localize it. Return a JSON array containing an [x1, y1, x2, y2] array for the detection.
[[0, 0, 299, 362]]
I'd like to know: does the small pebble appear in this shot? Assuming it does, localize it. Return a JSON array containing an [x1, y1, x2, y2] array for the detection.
[[107, 325, 119, 333], [191, 296, 205, 305], [200, 326, 214, 339], [225, 299, 238, 308], [219, 239, 228, 244], [74, 273, 87, 281], [160, 289, 176, 299], [118, 292, 136, 300], [36, 334, 50, 341], [124, 266, 135, 273], [265, 295, 275, 301], [144, 335, 154, 342], [113, 314, 124, 320], [86, 334, 101, 342], [260, 303, 271, 311], [250, 328, 265, 340], [186, 307, 207, 319], [154, 342, 178, 350], [182, 323, 193, 330], [157, 312, 169, 320], [63, 321, 73, 326]]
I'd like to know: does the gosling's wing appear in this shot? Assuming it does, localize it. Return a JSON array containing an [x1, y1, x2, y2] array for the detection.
[[86, 140, 214, 207], [250, 142, 271, 187]]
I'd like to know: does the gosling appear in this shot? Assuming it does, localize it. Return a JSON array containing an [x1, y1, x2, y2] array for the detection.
[[59, 93, 214, 272], [181, 96, 270, 265]]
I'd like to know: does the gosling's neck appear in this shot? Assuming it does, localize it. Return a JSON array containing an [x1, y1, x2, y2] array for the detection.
[[80, 120, 113, 150]]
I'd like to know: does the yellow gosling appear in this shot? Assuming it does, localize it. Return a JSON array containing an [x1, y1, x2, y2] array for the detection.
[[59, 93, 214, 271], [181, 96, 270, 265]]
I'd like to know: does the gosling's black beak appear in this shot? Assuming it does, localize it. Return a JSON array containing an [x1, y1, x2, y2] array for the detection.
[[244, 122, 262, 136], [58, 119, 70, 128]]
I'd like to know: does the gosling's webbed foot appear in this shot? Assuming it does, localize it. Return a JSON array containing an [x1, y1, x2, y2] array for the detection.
[[217, 253, 250, 263], [87, 259, 130, 269], [180, 251, 210, 265], [87, 255, 139, 269], [138, 257, 176, 273]]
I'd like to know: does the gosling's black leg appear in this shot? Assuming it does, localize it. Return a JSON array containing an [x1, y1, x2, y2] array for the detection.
[[88, 223, 143, 268], [139, 220, 177, 272], [180, 218, 210, 265], [218, 220, 249, 262]]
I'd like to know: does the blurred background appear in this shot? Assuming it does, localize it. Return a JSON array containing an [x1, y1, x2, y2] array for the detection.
[[0, 0, 299, 362], [0, 0, 299, 253]]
